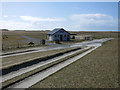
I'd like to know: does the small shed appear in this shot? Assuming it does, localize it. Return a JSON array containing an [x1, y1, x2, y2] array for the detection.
[[47, 28, 71, 41]]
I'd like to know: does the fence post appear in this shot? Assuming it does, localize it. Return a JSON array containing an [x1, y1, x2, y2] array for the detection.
[[17, 41, 19, 48], [42, 39, 45, 45], [40, 40, 41, 45], [2, 44, 4, 50]]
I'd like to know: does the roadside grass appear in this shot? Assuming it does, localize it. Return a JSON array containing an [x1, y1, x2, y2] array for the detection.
[[30, 38, 118, 88], [2, 47, 92, 89]]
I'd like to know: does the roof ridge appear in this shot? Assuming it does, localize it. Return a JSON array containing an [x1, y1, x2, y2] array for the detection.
[[47, 28, 64, 35]]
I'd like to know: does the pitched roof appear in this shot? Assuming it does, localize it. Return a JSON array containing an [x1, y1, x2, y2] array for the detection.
[[47, 28, 65, 35]]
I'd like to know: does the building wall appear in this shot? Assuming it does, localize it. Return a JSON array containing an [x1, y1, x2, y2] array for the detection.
[[54, 30, 70, 41], [48, 35, 53, 41], [48, 29, 70, 41]]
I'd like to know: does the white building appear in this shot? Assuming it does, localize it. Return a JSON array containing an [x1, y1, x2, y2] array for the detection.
[[47, 28, 71, 41]]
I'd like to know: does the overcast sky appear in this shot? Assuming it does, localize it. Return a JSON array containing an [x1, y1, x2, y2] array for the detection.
[[0, 2, 118, 31]]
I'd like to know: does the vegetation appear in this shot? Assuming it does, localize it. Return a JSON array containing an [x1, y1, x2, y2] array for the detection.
[[2, 31, 47, 51], [70, 31, 118, 39], [30, 39, 118, 88]]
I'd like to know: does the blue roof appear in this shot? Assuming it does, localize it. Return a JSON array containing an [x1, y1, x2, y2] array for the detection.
[[47, 28, 66, 35]]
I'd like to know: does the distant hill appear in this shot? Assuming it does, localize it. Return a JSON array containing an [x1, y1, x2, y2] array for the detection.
[[0, 29, 9, 31], [14, 30, 26, 31]]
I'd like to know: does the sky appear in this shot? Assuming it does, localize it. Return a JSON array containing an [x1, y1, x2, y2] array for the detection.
[[0, 2, 118, 31]]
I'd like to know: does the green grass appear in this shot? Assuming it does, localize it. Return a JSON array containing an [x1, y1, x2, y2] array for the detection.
[[30, 38, 118, 88], [2, 47, 92, 89]]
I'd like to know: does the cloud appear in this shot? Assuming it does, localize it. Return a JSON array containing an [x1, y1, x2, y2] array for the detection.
[[0, 20, 66, 30], [20, 16, 65, 22], [0, 20, 34, 30], [3, 15, 8, 18], [0, 14, 117, 31], [0, 15, 66, 30], [70, 13, 118, 30]]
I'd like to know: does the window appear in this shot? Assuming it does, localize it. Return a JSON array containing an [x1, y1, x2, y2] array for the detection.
[[64, 35, 66, 37]]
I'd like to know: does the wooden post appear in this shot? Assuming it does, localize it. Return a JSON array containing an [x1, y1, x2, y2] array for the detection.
[[17, 41, 19, 48], [42, 39, 45, 45], [2, 44, 4, 51]]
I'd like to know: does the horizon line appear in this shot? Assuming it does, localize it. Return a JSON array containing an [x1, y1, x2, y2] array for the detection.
[[0, 29, 119, 32]]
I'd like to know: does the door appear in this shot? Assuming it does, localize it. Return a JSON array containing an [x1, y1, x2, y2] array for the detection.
[[60, 35, 63, 41], [67, 35, 70, 41]]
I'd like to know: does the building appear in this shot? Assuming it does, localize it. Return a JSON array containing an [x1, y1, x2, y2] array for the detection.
[[75, 35, 93, 40], [47, 28, 71, 41]]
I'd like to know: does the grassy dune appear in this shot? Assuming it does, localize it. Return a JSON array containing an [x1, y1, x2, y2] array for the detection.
[[30, 38, 118, 88]]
